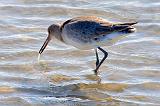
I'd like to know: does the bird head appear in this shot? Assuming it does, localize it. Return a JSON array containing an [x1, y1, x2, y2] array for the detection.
[[39, 24, 60, 54]]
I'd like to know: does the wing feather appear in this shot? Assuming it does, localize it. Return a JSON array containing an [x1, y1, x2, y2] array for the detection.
[[95, 22, 137, 35], [60, 16, 137, 38]]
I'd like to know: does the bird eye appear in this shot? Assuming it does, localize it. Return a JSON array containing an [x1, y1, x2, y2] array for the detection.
[[94, 37, 98, 41], [48, 30, 51, 34]]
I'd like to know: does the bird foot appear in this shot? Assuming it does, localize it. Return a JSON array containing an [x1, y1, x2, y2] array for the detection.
[[93, 69, 99, 76]]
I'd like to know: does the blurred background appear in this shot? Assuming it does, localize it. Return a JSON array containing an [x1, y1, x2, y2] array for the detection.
[[0, 0, 160, 106]]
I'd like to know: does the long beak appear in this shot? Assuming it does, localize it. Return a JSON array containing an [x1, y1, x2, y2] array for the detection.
[[39, 34, 51, 54]]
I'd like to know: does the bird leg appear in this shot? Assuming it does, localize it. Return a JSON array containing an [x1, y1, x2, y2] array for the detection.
[[94, 47, 108, 75], [95, 48, 99, 67]]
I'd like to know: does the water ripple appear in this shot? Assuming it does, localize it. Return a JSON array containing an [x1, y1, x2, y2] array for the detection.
[[0, 0, 160, 105]]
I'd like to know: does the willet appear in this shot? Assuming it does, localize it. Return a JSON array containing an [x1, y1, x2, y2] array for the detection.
[[38, 16, 137, 75]]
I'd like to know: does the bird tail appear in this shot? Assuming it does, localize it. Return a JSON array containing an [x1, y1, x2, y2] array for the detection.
[[112, 22, 138, 33], [116, 22, 138, 26]]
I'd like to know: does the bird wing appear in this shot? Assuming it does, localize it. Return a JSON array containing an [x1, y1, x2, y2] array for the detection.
[[60, 16, 137, 39], [60, 16, 110, 32], [95, 22, 137, 35]]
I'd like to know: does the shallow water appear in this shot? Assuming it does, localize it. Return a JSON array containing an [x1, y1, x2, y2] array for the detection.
[[0, 0, 160, 106]]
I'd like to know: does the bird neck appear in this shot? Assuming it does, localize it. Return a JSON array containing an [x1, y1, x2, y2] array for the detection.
[[53, 25, 64, 42]]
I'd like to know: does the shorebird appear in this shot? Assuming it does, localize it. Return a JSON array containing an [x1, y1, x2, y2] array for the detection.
[[38, 16, 137, 75]]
